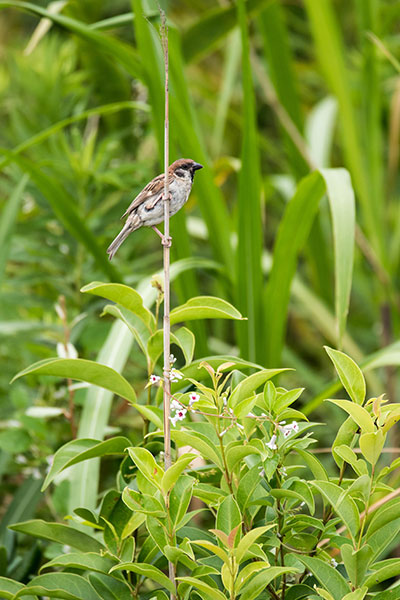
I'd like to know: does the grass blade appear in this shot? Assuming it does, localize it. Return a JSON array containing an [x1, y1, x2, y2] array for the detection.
[[236, 0, 263, 362], [0, 174, 29, 287]]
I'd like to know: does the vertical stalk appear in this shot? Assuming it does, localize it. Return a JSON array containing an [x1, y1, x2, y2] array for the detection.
[[159, 8, 176, 598]]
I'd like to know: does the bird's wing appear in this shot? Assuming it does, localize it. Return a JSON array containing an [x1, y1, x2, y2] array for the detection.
[[121, 173, 173, 219]]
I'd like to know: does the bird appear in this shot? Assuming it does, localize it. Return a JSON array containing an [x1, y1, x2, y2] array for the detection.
[[107, 158, 203, 260]]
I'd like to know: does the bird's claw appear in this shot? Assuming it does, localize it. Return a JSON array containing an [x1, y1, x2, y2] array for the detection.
[[162, 235, 172, 248]]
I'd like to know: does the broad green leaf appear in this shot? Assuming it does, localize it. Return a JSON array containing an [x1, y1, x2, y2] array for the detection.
[[13, 573, 101, 600], [367, 518, 400, 562], [325, 347, 366, 405], [327, 400, 374, 433], [161, 453, 197, 495], [363, 558, 400, 588], [332, 416, 359, 468], [0, 577, 36, 600], [81, 282, 155, 330], [296, 449, 329, 481], [235, 561, 271, 592], [236, 465, 264, 511], [359, 430, 385, 465], [42, 437, 130, 490], [170, 296, 245, 325], [40, 553, 117, 575], [127, 447, 163, 489], [311, 481, 360, 540], [226, 444, 261, 472], [366, 499, 400, 539], [296, 556, 350, 600], [102, 305, 150, 359], [110, 562, 175, 594], [88, 573, 131, 600], [132, 404, 163, 429], [9, 520, 104, 552], [174, 327, 195, 366], [176, 577, 226, 600], [235, 525, 275, 563], [320, 169, 355, 346], [171, 430, 222, 468], [341, 543, 372, 588], [216, 495, 241, 538], [238, 566, 299, 600], [169, 476, 195, 529], [11, 358, 136, 403], [191, 540, 229, 563], [230, 369, 289, 407]]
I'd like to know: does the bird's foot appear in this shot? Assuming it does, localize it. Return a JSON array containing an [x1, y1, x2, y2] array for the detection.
[[152, 226, 172, 247], [162, 235, 172, 248]]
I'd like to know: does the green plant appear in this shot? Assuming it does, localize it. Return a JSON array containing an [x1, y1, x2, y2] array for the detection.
[[2, 282, 400, 599]]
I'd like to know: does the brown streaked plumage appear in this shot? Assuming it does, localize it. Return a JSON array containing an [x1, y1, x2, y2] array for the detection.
[[107, 158, 203, 260]]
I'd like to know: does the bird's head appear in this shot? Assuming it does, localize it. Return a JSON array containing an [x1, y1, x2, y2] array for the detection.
[[169, 158, 203, 181]]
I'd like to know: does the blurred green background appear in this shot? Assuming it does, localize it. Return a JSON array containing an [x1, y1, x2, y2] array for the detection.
[[1, 0, 400, 577]]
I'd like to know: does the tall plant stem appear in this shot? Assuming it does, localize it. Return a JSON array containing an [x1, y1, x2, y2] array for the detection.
[[159, 8, 176, 598]]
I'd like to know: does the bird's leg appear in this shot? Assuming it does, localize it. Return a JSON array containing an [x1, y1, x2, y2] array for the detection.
[[152, 225, 172, 247]]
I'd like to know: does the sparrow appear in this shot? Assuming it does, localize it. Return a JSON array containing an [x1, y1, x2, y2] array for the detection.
[[107, 158, 203, 260]]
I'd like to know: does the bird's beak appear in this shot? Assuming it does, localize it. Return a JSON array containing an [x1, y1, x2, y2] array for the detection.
[[192, 162, 203, 171]]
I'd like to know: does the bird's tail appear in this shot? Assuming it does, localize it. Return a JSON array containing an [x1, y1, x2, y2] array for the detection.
[[107, 224, 133, 260]]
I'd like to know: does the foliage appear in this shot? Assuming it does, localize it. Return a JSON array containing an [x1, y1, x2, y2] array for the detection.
[[1, 0, 400, 596], [2, 282, 400, 598]]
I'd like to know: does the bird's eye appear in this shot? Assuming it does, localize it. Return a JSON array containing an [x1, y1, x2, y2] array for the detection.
[[175, 168, 186, 177]]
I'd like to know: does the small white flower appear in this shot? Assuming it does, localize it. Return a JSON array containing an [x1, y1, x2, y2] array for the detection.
[[279, 421, 287, 425], [169, 416, 178, 427], [149, 374, 161, 385], [189, 392, 200, 406], [259, 468, 265, 477], [220, 429, 227, 437], [170, 353, 177, 364], [282, 427, 292, 438], [16, 455, 27, 464], [331, 558, 338, 568], [170, 368, 183, 383], [266, 434, 277, 450], [223, 397, 228, 406], [291, 421, 299, 432], [170, 399, 181, 410], [281, 467, 287, 477], [237, 423, 244, 430], [175, 408, 187, 421], [246, 412, 256, 417]]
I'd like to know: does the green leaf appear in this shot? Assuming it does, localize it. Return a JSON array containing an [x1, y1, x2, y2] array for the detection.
[[0, 174, 29, 287], [341, 543, 372, 588], [170, 296, 245, 325], [311, 481, 360, 540], [216, 495, 241, 538], [11, 358, 136, 403], [169, 476, 195, 530], [13, 573, 101, 600], [42, 437, 130, 491], [296, 556, 350, 600], [325, 347, 366, 405], [191, 540, 229, 563], [363, 558, 400, 589], [235, 525, 275, 563], [320, 169, 355, 346], [127, 447, 163, 489], [359, 430, 385, 465], [88, 573, 131, 600], [81, 282, 155, 330], [161, 454, 197, 496], [264, 171, 326, 364], [176, 577, 226, 600], [40, 553, 117, 575], [327, 400, 374, 433], [366, 499, 400, 539], [230, 369, 289, 408], [296, 449, 329, 481], [102, 305, 150, 359], [236, 0, 263, 363], [171, 430, 222, 468], [342, 588, 368, 600], [173, 327, 195, 366], [0, 1, 141, 78], [0, 576, 36, 600], [238, 566, 299, 600], [367, 518, 400, 562], [226, 444, 262, 472], [9, 520, 104, 552], [109, 562, 175, 594], [236, 465, 264, 511]]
